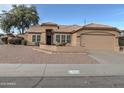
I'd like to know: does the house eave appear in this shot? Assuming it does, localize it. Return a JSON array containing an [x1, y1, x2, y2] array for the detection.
[[72, 27, 121, 34]]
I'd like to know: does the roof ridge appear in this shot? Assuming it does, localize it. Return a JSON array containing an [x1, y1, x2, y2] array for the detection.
[[59, 26, 78, 29], [83, 23, 114, 28]]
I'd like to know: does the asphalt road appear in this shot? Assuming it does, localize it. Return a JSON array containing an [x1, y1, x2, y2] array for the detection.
[[0, 76, 124, 88]]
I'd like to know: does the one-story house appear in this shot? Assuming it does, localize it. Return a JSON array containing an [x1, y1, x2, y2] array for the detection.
[[25, 22, 120, 52]]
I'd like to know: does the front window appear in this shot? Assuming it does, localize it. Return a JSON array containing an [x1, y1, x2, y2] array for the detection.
[[37, 35, 41, 42], [62, 35, 66, 43], [55, 34, 71, 44], [56, 35, 60, 43], [32, 35, 36, 42], [32, 34, 41, 42], [67, 35, 71, 43]]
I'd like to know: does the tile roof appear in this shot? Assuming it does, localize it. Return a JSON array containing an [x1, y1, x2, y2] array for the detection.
[[83, 23, 114, 28], [41, 22, 58, 26], [26, 23, 120, 33], [57, 25, 82, 33], [26, 25, 42, 33], [26, 24, 82, 33], [74, 23, 120, 33]]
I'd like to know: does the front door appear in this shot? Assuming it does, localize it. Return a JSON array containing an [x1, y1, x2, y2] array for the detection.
[[46, 29, 53, 45]]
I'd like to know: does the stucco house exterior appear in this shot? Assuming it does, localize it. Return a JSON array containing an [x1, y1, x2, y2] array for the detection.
[[25, 22, 120, 52]]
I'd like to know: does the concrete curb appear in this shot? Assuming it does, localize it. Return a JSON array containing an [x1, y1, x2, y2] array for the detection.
[[32, 48, 52, 54]]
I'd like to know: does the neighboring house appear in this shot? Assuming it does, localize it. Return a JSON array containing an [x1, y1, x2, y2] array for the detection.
[[119, 30, 124, 51], [25, 22, 120, 52]]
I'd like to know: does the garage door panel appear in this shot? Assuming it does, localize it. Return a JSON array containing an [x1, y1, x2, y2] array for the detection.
[[81, 34, 115, 51]]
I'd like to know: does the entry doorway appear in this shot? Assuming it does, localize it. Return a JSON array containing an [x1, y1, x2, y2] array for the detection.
[[46, 29, 53, 45]]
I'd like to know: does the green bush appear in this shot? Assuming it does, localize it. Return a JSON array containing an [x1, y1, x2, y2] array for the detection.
[[56, 42, 67, 46], [8, 37, 23, 45]]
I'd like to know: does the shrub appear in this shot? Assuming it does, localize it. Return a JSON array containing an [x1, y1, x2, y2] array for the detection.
[[1, 37, 8, 44], [56, 42, 67, 46], [21, 39, 27, 45], [8, 37, 23, 45]]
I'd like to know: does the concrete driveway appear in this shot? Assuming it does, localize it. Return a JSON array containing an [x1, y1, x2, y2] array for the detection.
[[88, 51, 124, 64], [0, 45, 97, 64]]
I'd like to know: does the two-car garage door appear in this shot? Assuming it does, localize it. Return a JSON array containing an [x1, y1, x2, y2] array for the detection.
[[81, 34, 115, 51]]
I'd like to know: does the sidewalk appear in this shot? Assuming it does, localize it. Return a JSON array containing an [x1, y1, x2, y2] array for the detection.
[[0, 64, 124, 77]]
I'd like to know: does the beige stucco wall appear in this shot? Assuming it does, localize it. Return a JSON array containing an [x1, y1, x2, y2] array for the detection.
[[40, 25, 58, 32], [40, 32, 46, 44], [71, 33, 77, 46]]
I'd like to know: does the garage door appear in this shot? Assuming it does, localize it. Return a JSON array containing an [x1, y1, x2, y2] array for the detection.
[[81, 34, 115, 51]]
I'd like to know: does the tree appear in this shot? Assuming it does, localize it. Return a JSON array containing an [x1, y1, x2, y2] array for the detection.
[[0, 11, 14, 33], [0, 4, 39, 34]]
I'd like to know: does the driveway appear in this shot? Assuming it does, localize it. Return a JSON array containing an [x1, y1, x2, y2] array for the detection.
[[88, 51, 124, 64], [0, 45, 97, 64]]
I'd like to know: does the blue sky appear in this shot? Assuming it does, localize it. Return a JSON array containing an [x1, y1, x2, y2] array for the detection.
[[1, 4, 124, 33], [35, 4, 124, 29]]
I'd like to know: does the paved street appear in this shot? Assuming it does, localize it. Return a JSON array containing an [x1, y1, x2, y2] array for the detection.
[[0, 45, 97, 64], [0, 63, 124, 88], [0, 76, 124, 88]]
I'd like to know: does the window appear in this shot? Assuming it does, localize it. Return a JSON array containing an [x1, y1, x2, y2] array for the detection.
[[62, 35, 66, 43], [67, 35, 71, 43], [32, 35, 36, 42], [56, 35, 60, 43], [55, 34, 71, 44], [37, 35, 41, 42], [32, 34, 41, 42]]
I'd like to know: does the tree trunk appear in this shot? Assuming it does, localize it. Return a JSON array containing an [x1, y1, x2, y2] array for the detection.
[[21, 27, 25, 34], [19, 29, 21, 34]]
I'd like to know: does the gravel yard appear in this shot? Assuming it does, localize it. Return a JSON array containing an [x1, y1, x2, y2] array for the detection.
[[0, 45, 97, 64]]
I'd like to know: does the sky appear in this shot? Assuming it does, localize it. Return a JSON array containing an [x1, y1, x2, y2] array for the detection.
[[1, 4, 124, 33]]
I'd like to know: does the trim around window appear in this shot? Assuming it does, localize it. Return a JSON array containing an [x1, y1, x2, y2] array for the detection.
[[56, 34, 61, 43], [32, 34, 41, 42], [55, 34, 71, 44]]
